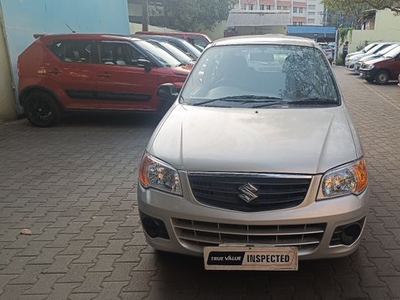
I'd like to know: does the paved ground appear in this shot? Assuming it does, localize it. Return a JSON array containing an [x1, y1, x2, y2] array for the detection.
[[0, 67, 399, 300]]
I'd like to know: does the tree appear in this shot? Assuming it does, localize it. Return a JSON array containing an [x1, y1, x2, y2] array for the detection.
[[150, 0, 236, 32], [323, 0, 400, 14]]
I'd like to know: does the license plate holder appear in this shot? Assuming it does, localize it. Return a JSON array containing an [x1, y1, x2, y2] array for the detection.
[[204, 245, 298, 271]]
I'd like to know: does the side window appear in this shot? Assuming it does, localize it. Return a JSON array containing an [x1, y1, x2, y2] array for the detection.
[[98, 42, 144, 66], [190, 37, 207, 51], [126, 45, 146, 65], [99, 43, 116, 65], [168, 41, 186, 54], [49, 40, 93, 63]]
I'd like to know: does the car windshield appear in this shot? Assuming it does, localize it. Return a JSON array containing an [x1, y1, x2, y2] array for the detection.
[[383, 45, 400, 58], [176, 39, 202, 58], [363, 43, 378, 52], [376, 43, 399, 55], [365, 44, 384, 55], [180, 44, 340, 108], [150, 40, 192, 64], [135, 40, 181, 67]]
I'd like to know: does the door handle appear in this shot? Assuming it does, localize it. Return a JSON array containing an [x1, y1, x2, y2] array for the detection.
[[47, 68, 61, 75], [98, 73, 111, 78]]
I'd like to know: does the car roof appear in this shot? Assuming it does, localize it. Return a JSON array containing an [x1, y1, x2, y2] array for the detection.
[[210, 34, 319, 48], [134, 34, 187, 42], [135, 31, 212, 41], [34, 33, 140, 43]]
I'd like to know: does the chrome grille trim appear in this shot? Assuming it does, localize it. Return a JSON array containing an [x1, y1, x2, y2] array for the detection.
[[173, 218, 326, 251], [187, 172, 313, 180]]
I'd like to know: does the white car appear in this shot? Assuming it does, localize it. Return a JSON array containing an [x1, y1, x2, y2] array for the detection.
[[318, 43, 333, 64], [138, 35, 369, 271], [346, 42, 395, 71], [345, 42, 380, 66]]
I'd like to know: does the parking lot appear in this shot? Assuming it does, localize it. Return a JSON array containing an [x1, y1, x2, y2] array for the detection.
[[0, 66, 399, 300]]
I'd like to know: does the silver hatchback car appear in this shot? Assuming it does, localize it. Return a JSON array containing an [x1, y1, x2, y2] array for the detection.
[[138, 35, 369, 271]]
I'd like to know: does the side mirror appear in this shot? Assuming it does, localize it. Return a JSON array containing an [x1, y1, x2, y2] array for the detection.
[[137, 58, 152, 71], [157, 83, 179, 101]]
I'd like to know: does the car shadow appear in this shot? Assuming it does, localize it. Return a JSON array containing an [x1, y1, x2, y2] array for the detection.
[[57, 111, 163, 128], [154, 249, 349, 278]]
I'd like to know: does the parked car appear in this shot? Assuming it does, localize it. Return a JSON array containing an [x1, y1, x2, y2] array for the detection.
[[318, 43, 333, 64], [132, 35, 195, 67], [345, 42, 380, 65], [346, 42, 395, 71], [138, 35, 369, 270], [134, 34, 202, 60], [359, 44, 400, 84], [354, 43, 400, 75], [18, 33, 190, 127], [134, 36, 195, 66], [135, 31, 212, 51]]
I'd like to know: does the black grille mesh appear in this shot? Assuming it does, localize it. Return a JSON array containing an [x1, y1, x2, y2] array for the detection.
[[188, 174, 311, 212]]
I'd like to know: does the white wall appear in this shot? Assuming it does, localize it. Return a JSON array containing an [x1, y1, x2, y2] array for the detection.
[[344, 10, 400, 53], [0, 6, 17, 123]]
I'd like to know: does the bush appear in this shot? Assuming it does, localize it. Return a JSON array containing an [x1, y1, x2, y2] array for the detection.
[[335, 54, 344, 66]]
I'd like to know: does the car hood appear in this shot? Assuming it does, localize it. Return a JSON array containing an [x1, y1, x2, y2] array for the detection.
[[359, 54, 380, 62], [349, 53, 368, 61], [148, 105, 361, 174], [363, 56, 390, 66], [347, 51, 363, 57]]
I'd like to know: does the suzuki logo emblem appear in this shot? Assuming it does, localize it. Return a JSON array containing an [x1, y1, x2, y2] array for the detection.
[[238, 183, 258, 203]]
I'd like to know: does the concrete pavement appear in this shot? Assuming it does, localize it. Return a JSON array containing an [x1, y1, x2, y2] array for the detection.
[[0, 66, 399, 299]]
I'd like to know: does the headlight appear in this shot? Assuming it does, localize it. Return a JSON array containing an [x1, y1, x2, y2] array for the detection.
[[139, 152, 182, 195], [318, 158, 368, 200], [366, 64, 374, 70]]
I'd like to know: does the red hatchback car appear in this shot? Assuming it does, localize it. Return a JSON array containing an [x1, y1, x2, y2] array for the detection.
[[18, 33, 190, 126]]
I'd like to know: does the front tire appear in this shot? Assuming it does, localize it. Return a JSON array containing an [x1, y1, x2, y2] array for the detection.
[[23, 91, 61, 127], [375, 70, 389, 85]]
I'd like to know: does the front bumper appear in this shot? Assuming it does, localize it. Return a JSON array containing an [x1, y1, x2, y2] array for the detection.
[[346, 63, 356, 71], [360, 68, 378, 79], [138, 173, 370, 260]]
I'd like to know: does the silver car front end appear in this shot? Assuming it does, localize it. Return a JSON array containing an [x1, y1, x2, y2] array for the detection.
[[138, 169, 369, 260]]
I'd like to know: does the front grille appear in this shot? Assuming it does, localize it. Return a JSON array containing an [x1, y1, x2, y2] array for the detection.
[[173, 218, 326, 253], [188, 173, 311, 212]]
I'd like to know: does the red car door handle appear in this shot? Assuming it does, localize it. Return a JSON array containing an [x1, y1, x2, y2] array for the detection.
[[98, 73, 111, 77], [47, 68, 61, 75]]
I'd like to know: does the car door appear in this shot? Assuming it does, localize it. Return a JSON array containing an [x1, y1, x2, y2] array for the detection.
[[95, 41, 161, 111], [45, 39, 99, 109], [392, 53, 400, 79]]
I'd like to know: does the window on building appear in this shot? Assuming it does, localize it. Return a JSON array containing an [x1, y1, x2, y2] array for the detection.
[[308, 19, 315, 24], [283, 6, 289, 10], [308, 5, 316, 9], [308, 11, 315, 15], [293, 7, 297, 13], [250, 4, 254, 10], [299, 7, 303, 13], [277, 5, 282, 10], [266, 5, 272, 10]]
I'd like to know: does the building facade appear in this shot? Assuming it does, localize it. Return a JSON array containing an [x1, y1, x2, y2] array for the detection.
[[238, 0, 325, 26]]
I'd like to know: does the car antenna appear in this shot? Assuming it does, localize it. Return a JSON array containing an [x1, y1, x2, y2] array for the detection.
[[66, 23, 76, 33]]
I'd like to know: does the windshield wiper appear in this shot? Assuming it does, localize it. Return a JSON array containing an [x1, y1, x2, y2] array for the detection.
[[192, 95, 283, 106], [285, 98, 339, 106]]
